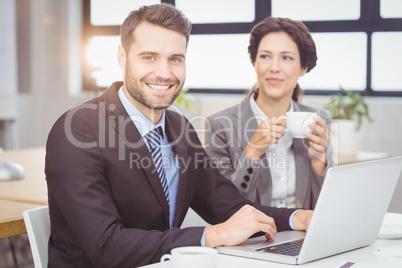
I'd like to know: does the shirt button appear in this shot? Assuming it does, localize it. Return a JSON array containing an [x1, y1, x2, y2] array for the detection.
[[244, 175, 250, 182], [247, 168, 253, 174], [241, 183, 247, 189], [281, 177, 285, 182]]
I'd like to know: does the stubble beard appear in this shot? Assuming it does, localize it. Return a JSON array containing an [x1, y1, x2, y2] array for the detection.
[[124, 64, 183, 111]]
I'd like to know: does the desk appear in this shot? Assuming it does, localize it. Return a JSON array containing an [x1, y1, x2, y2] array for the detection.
[[0, 199, 43, 239], [0, 147, 47, 238], [141, 213, 402, 268], [0, 147, 47, 205]]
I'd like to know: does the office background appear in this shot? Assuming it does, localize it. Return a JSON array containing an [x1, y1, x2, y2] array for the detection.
[[0, 0, 401, 204], [0, 0, 401, 152], [0, 1, 401, 267]]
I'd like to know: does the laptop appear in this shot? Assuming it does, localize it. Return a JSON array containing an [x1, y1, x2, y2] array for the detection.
[[217, 156, 402, 265]]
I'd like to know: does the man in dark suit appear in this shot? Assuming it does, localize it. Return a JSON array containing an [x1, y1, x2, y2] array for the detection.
[[46, 4, 313, 267]]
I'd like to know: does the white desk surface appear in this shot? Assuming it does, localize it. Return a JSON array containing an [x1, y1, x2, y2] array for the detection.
[[141, 213, 402, 268]]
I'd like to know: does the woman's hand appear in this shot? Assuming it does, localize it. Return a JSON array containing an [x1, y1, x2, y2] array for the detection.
[[305, 115, 329, 175], [244, 116, 286, 162]]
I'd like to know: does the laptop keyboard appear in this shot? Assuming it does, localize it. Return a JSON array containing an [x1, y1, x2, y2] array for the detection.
[[255, 239, 304, 256]]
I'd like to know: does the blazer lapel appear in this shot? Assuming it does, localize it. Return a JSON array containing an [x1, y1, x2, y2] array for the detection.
[[239, 95, 259, 151], [102, 83, 170, 225], [164, 112, 189, 227], [293, 138, 311, 208], [292, 102, 311, 208]]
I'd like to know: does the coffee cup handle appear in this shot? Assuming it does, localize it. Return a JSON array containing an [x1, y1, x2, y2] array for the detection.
[[160, 254, 172, 267]]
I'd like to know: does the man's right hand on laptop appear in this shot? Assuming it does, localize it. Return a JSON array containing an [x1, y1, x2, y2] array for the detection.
[[205, 205, 277, 248]]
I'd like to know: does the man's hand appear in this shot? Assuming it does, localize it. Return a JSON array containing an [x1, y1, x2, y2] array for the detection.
[[292, 210, 314, 231], [204, 205, 277, 248]]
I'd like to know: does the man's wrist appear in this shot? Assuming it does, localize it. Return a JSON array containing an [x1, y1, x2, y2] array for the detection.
[[205, 225, 221, 248], [291, 210, 313, 231], [289, 209, 302, 230], [201, 229, 206, 246]]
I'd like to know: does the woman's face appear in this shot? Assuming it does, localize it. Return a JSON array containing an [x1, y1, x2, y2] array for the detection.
[[254, 31, 307, 102]]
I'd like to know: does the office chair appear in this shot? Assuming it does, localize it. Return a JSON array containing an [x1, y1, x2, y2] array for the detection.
[[22, 206, 50, 268]]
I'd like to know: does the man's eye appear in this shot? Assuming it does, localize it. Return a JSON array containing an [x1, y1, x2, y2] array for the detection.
[[170, 57, 181, 63], [145, 56, 155, 61]]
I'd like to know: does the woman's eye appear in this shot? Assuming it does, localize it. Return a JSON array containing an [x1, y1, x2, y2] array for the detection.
[[284, 56, 293, 61], [260, 55, 270, 60]]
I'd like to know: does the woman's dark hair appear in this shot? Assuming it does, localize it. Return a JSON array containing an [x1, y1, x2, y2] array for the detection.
[[120, 3, 192, 53], [248, 17, 317, 102]]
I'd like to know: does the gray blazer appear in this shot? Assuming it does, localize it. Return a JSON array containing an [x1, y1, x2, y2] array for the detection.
[[205, 94, 335, 209]]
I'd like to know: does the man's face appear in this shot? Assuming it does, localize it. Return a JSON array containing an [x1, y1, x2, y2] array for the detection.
[[118, 22, 186, 111]]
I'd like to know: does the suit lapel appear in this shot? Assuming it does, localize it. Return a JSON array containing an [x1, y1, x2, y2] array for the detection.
[[102, 83, 170, 225], [293, 138, 310, 208], [292, 102, 311, 208], [239, 95, 260, 151], [164, 112, 189, 227]]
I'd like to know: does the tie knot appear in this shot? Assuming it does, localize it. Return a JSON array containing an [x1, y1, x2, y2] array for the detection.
[[146, 127, 163, 148]]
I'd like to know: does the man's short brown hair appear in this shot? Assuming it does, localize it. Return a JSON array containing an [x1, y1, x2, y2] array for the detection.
[[120, 3, 192, 52]]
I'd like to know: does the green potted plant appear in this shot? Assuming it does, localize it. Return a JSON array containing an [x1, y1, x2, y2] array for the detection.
[[327, 87, 373, 131], [174, 88, 199, 114], [326, 87, 374, 158]]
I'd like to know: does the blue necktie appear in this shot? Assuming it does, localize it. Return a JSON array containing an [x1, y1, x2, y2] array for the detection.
[[145, 127, 169, 203]]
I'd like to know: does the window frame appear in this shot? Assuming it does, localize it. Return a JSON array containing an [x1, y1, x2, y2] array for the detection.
[[82, 0, 402, 97]]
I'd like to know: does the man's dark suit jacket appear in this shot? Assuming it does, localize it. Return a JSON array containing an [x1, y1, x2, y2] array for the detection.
[[45, 82, 297, 267]]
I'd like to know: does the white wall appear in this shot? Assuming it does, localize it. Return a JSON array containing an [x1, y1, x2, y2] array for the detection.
[[0, 0, 18, 96], [11, 0, 92, 149], [0, 0, 18, 148]]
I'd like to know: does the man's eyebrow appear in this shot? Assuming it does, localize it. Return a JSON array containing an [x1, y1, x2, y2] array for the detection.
[[171, 53, 186, 59], [137, 51, 158, 56], [137, 51, 186, 58], [137, 51, 185, 58]]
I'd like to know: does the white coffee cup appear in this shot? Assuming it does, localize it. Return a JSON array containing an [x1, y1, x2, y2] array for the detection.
[[160, 246, 218, 268], [284, 112, 317, 138]]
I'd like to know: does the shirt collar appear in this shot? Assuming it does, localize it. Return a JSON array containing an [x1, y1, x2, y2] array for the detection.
[[117, 86, 166, 138], [249, 93, 294, 124]]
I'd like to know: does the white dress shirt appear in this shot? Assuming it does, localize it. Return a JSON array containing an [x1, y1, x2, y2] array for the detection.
[[249, 94, 296, 208], [118, 87, 179, 228]]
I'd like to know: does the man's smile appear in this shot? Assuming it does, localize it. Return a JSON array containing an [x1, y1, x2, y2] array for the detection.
[[146, 83, 172, 90]]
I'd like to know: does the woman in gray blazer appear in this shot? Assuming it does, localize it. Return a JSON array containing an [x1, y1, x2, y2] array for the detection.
[[205, 17, 335, 210]]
